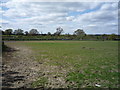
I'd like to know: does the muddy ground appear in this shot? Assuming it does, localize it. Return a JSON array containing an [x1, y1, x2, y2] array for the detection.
[[2, 42, 69, 88]]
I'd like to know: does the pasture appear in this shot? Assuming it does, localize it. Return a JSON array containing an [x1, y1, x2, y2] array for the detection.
[[4, 41, 119, 88]]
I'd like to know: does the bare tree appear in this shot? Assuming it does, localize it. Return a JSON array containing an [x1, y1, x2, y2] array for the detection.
[[54, 27, 63, 35]]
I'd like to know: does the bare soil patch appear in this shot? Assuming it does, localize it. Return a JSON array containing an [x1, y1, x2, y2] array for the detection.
[[2, 43, 43, 88], [2, 42, 69, 88]]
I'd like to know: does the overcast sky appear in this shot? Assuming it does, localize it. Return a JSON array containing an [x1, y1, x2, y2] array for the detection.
[[0, 0, 119, 34]]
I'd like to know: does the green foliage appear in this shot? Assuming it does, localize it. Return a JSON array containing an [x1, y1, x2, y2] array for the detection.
[[29, 29, 39, 35], [13, 29, 24, 35], [1, 28, 119, 41], [2, 34, 120, 41], [4, 29, 13, 35], [47, 32, 51, 35], [25, 31, 29, 35], [74, 29, 85, 37]]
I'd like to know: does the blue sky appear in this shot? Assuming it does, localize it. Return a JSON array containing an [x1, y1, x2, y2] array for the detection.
[[0, 0, 118, 34], [68, 3, 103, 16]]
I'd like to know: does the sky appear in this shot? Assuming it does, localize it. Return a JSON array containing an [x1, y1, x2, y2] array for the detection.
[[0, 0, 119, 34]]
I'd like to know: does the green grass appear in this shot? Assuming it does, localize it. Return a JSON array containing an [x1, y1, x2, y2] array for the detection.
[[31, 77, 48, 88], [7, 41, 119, 88]]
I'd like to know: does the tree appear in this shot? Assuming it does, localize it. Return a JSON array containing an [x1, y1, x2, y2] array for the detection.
[[25, 31, 29, 35], [0, 26, 3, 35], [74, 29, 86, 35], [2, 31, 4, 35], [4, 29, 13, 35], [29, 29, 39, 35], [102, 34, 108, 40], [54, 27, 63, 35], [13, 29, 24, 35], [109, 34, 116, 40], [74, 29, 86, 40], [47, 32, 51, 35]]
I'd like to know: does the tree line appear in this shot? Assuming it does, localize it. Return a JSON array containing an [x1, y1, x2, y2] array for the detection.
[[1, 27, 65, 36], [1, 27, 87, 36], [1, 27, 120, 41]]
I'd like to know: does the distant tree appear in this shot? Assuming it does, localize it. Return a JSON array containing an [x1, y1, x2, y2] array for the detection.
[[74, 29, 86, 36], [13, 29, 24, 35], [0, 26, 3, 35], [109, 34, 116, 40], [65, 33, 70, 36], [54, 27, 63, 35], [74, 29, 86, 40], [4, 29, 13, 35], [47, 32, 51, 35], [2, 30, 4, 35], [102, 34, 108, 40], [25, 31, 29, 35], [29, 29, 39, 35]]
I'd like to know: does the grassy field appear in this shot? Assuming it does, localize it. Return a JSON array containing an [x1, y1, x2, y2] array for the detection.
[[5, 41, 119, 88]]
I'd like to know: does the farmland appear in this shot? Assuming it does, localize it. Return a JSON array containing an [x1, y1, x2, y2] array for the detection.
[[2, 41, 119, 88]]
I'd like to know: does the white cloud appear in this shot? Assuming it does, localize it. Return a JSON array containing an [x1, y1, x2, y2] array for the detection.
[[72, 2, 118, 34], [5, 0, 119, 2], [87, 24, 97, 27], [1, 1, 118, 34], [66, 16, 75, 21], [0, 19, 9, 24]]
